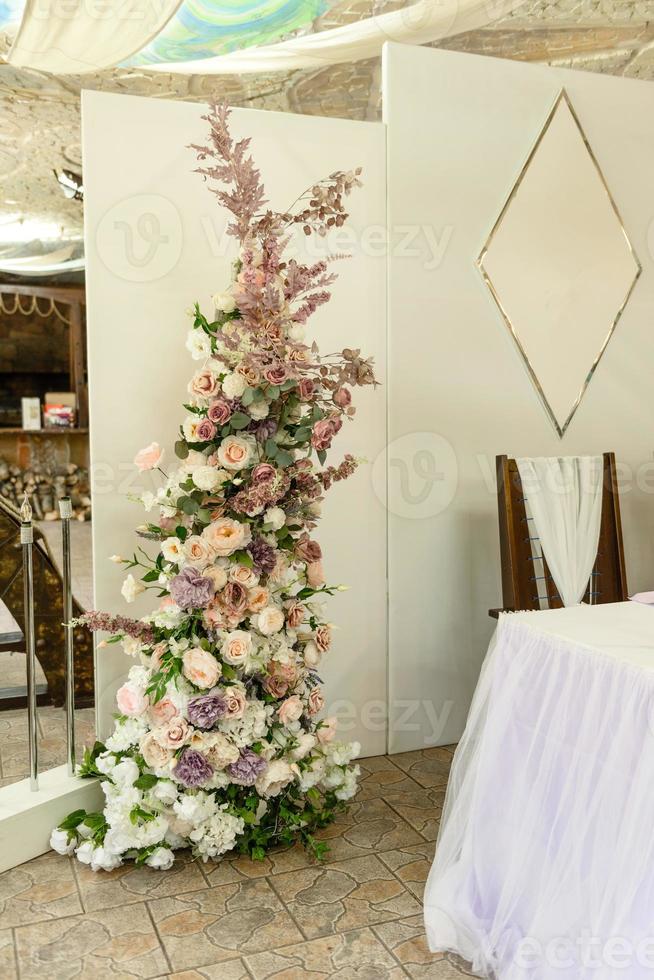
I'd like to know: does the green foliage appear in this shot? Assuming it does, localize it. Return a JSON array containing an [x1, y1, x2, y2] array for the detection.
[[79, 741, 108, 779]]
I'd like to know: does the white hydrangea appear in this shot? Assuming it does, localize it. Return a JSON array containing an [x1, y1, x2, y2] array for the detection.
[[150, 780, 178, 806], [105, 716, 148, 752], [173, 791, 216, 828], [190, 808, 245, 861], [298, 757, 327, 792], [220, 700, 272, 748], [150, 603, 184, 629], [325, 740, 361, 767], [111, 757, 140, 788], [335, 765, 360, 801]]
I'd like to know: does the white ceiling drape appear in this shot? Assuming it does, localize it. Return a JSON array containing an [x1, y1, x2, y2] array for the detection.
[[144, 0, 526, 74], [8, 0, 525, 75], [7, 0, 183, 73]]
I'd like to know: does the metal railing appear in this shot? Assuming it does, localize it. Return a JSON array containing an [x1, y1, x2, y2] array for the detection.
[[20, 492, 76, 790]]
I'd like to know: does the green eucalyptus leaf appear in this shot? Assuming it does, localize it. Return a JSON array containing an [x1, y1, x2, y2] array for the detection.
[[230, 412, 251, 430], [175, 440, 189, 460]]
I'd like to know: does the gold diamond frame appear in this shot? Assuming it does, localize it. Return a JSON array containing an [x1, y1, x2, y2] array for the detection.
[[477, 88, 642, 439]]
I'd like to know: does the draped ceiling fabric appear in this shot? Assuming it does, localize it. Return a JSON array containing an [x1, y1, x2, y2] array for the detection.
[[7, 0, 183, 72], [6, 0, 527, 74], [143, 0, 527, 74], [517, 456, 604, 608]]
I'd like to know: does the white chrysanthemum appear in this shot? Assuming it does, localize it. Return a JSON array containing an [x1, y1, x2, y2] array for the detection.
[[186, 329, 211, 360], [221, 371, 247, 400]]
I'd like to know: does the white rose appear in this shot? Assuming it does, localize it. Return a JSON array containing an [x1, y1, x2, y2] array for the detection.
[[212, 291, 237, 314], [221, 372, 247, 400], [121, 574, 145, 604], [146, 847, 175, 871], [249, 398, 269, 421], [264, 507, 286, 531], [193, 466, 222, 492], [257, 606, 284, 636], [182, 417, 201, 442], [222, 630, 253, 667], [161, 537, 183, 563], [50, 828, 75, 855], [255, 759, 296, 798], [91, 846, 123, 872], [186, 329, 211, 360]]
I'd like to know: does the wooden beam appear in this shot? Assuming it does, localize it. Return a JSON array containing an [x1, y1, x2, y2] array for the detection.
[[0, 283, 85, 304]]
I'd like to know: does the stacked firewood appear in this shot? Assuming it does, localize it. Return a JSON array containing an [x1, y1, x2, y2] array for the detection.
[[0, 458, 91, 520]]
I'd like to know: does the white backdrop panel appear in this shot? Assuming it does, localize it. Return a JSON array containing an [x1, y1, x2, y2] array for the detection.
[[383, 43, 654, 752], [83, 92, 387, 756]]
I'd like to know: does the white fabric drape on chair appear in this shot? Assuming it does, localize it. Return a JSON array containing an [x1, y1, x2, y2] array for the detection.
[[517, 456, 603, 608], [7, 0, 182, 72]]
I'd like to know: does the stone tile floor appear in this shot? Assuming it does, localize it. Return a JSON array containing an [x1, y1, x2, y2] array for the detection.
[[0, 742, 478, 979]]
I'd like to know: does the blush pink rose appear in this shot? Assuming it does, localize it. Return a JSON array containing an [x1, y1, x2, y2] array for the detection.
[[263, 662, 297, 698], [189, 370, 218, 399], [195, 418, 217, 442], [207, 398, 232, 425], [295, 535, 322, 563], [316, 717, 337, 744], [297, 379, 315, 401], [149, 696, 178, 726], [134, 442, 163, 471], [315, 625, 332, 652], [307, 560, 325, 589], [264, 364, 288, 386], [311, 419, 337, 452], [286, 602, 305, 628], [333, 387, 352, 407], [116, 682, 148, 717], [278, 695, 303, 725], [182, 647, 221, 689], [307, 687, 324, 716], [251, 463, 276, 484]]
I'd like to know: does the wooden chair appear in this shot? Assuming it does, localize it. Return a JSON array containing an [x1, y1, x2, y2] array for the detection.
[[0, 497, 94, 707], [490, 452, 628, 618]]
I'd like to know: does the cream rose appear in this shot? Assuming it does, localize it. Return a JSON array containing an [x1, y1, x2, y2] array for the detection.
[[248, 586, 270, 613], [149, 696, 178, 727], [222, 686, 247, 719], [184, 535, 213, 568], [257, 606, 284, 636], [222, 630, 252, 667], [203, 518, 251, 557], [217, 434, 255, 472], [278, 695, 303, 726], [255, 759, 296, 798], [212, 291, 237, 314], [182, 647, 221, 689], [229, 564, 258, 589], [264, 507, 286, 531], [141, 731, 174, 769], [156, 716, 191, 750], [188, 370, 219, 400], [203, 564, 228, 592]]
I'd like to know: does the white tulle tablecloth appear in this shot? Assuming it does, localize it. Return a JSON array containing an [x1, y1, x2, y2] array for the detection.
[[425, 601, 654, 979]]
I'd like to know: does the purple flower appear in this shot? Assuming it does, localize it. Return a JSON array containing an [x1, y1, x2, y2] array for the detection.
[[169, 566, 214, 610], [254, 419, 277, 444], [227, 748, 268, 786], [248, 537, 277, 576], [187, 692, 227, 729], [173, 748, 214, 788]]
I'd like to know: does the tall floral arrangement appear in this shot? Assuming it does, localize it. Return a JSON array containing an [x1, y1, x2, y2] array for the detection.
[[52, 104, 377, 872]]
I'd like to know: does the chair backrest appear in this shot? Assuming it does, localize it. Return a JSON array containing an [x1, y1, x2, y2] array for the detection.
[[493, 452, 628, 615]]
